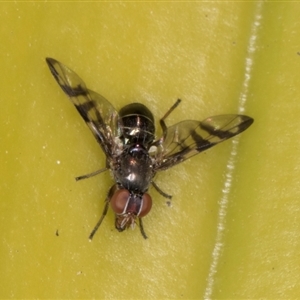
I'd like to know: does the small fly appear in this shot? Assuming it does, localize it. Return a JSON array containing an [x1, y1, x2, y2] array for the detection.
[[46, 58, 254, 239]]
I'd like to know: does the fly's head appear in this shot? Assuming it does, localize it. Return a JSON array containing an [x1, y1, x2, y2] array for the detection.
[[110, 189, 152, 232]]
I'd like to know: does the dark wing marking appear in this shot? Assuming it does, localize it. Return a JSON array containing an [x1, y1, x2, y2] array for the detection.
[[46, 57, 119, 159], [153, 115, 253, 171]]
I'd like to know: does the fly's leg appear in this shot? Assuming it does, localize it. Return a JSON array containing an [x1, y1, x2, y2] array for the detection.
[[89, 184, 116, 241], [152, 99, 181, 147], [160, 99, 181, 134], [89, 201, 109, 241], [138, 217, 148, 239], [76, 167, 108, 181], [152, 181, 172, 199]]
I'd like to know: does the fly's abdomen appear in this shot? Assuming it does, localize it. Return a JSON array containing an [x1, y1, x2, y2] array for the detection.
[[119, 103, 155, 145]]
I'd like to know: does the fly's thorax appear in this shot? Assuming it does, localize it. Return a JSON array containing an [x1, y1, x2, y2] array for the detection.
[[119, 103, 155, 146], [113, 144, 154, 193]]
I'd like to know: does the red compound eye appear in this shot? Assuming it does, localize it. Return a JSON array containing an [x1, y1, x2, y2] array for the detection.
[[110, 189, 130, 214], [139, 193, 152, 217], [110, 189, 152, 217]]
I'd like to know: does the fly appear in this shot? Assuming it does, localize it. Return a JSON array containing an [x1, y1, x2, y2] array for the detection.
[[46, 58, 254, 239]]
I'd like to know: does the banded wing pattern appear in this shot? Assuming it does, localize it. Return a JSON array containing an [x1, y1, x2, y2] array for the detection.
[[46, 57, 254, 239], [46, 58, 119, 159], [154, 114, 254, 171]]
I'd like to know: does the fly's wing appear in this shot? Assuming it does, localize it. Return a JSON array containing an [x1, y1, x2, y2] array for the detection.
[[153, 115, 253, 171], [46, 58, 119, 159]]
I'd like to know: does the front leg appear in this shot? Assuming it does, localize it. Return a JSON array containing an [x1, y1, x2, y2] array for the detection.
[[89, 184, 117, 240], [138, 217, 148, 239]]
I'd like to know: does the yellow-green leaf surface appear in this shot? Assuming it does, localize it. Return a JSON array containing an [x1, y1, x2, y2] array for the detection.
[[1, 2, 300, 299]]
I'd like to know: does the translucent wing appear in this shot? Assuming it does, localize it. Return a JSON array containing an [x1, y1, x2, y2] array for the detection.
[[46, 58, 119, 159], [153, 114, 254, 171]]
